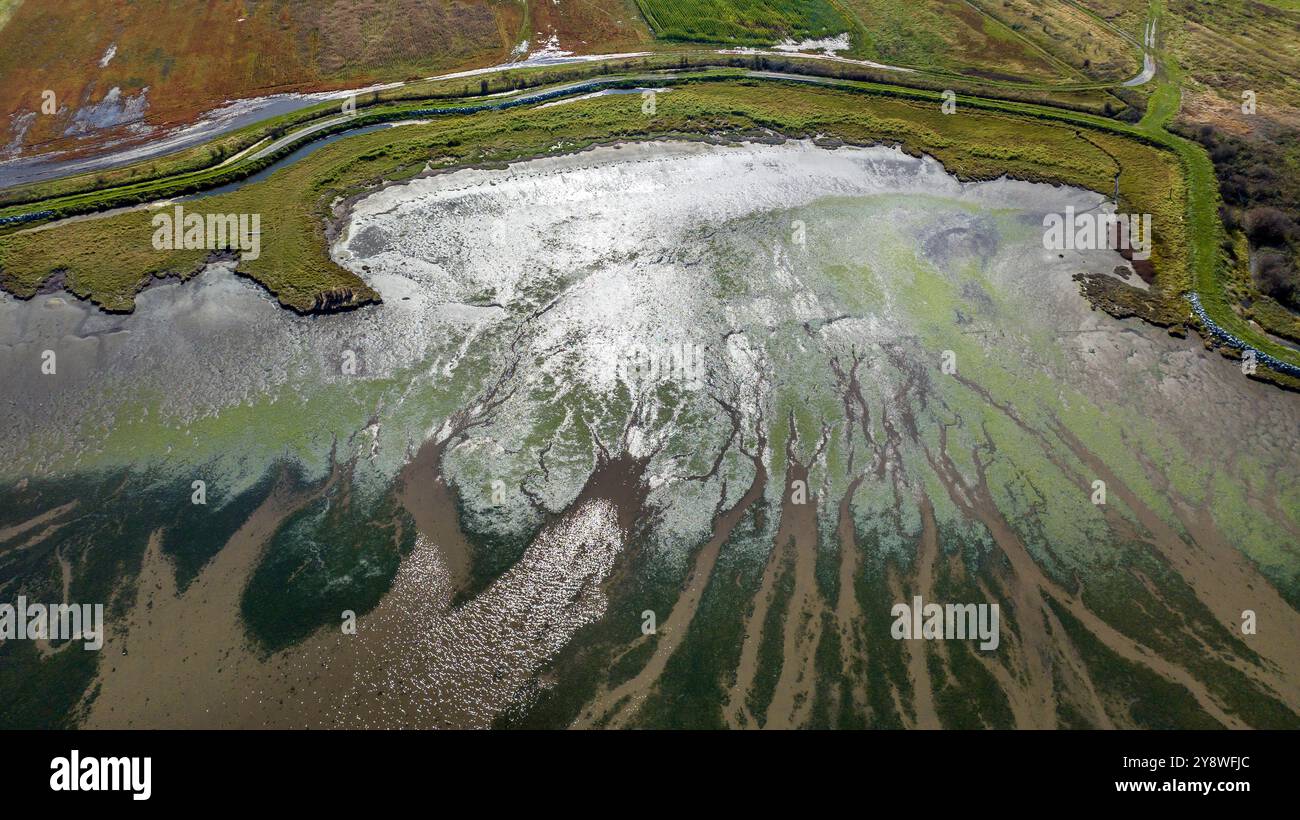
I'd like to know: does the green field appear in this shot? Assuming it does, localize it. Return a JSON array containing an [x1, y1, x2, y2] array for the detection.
[[634, 0, 852, 45]]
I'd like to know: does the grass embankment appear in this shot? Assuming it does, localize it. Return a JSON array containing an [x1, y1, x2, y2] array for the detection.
[[0, 51, 1126, 218], [1128, 0, 1300, 385], [0, 60, 667, 212], [0, 0, 1145, 211]]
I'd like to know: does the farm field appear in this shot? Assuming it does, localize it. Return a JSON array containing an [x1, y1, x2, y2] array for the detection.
[[527, 0, 656, 53], [632, 0, 852, 46], [0, 0, 524, 159], [967, 0, 1139, 82], [839, 0, 1066, 81]]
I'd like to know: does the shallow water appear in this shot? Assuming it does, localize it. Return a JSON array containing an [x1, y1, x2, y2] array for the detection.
[[2, 139, 1297, 729]]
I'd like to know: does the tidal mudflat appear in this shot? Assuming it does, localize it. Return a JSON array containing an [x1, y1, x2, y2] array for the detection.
[[1, 140, 1296, 729]]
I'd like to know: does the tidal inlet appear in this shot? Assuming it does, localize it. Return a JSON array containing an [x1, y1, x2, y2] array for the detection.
[[1, 140, 1297, 729]]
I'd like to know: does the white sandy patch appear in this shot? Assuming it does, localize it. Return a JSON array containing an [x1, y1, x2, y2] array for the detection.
[[773, 33, 851, 54]]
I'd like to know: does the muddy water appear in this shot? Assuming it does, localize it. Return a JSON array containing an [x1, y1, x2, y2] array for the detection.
[[2, 139, 1297, 728]]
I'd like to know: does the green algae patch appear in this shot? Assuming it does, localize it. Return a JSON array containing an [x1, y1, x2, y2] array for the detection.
[[241, 483, 416, 653]]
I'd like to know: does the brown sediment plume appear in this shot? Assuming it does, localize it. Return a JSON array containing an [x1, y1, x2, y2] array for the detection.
[[392, 310, 528, 596], [396, 436, 475, 597], [83, 462, 333, 728], [84, 427, 655, 729], [727, 531, 789, 728], [957, 365, 1298, 718], [940, 378, 1219, 724], [826, 347, 898, 721], [920, 416, 1065, 728], [759, 458, 826, 728], [1051, 421, 1300, 713], [573, 402, 768, 729], [0, 513, 74, 559], [262, 331, 657, 728], [726, 414, 829, 729], [779, 420, 838, 727], [890, 493, 943, 729], [832, 472, 869, 719], [330, 450, 649, 729], [923, 397, 1247, 727]]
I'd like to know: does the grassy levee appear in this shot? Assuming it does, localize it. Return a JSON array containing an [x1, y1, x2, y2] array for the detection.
[[1008, 88, 1300, 374], [0, 99, 343, 209], [0, 77, 1197, 299], [0, 63, 667, 213], [1127, 0, 1300, 382], [0, 52, 1133, 223], [0, 94, 610, 224], [0, 49, 1133, 215], [0, 64, 1128, 233]]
